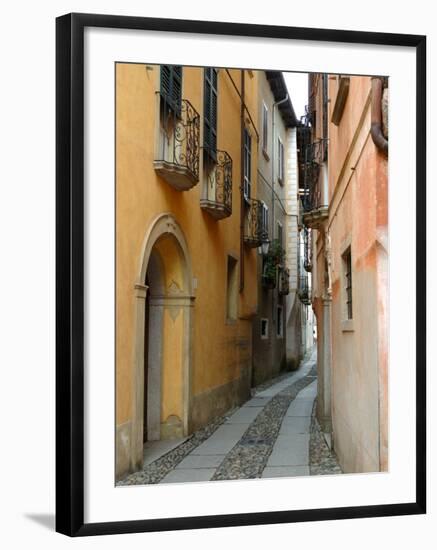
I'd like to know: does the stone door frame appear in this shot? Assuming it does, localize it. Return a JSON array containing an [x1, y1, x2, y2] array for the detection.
[[130, 213, 194, 470]]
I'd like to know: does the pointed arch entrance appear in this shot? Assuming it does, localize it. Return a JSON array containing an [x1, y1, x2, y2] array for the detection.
[[131, 213, 195, 470]]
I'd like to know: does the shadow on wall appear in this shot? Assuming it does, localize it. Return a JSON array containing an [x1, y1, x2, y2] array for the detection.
[[286, 297, 302, 371]]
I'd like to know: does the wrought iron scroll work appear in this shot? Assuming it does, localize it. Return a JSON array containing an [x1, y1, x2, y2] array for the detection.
[[301, 138, 328, 213], [161, 97, 200, 181], [206, 149, 233, 214], [244, 199, 266, 247]]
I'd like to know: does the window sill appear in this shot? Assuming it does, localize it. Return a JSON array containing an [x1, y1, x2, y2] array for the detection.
[[341, 319, 355, 332]]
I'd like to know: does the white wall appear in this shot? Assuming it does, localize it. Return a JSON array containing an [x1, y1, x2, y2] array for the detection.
[[0, 1, 434, 549]]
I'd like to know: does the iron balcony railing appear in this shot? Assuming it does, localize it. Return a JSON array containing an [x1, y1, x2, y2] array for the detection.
[[200, 149, 233, 219], [154, 96, 200, 189], [244, 198, 268, 248], [300, 138, 328, 214], [278, 267, 290, 296], [303, 227, 313, 272], [298, 274, 311, 305]]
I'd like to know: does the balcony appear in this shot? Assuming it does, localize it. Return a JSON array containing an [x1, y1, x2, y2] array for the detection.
[[298, 275, 311, 305], [278, 267, 290, 296], [154, 97, 200, 191], [303, 228, 313, 272], [300, 139, 329, 229], [200, 149, 233, 220], [244, 199, 267, 248]]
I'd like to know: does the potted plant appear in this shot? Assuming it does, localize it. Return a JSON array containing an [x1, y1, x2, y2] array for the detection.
[[261, 239, 285, 290]]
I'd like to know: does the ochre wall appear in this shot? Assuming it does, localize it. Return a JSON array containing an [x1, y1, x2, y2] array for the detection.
[[116, 64, 259, 476]]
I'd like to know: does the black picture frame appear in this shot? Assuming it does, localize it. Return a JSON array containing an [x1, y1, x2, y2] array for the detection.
[[56, 12, 426, 537]]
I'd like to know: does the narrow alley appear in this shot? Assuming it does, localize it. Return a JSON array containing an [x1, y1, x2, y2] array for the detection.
[[115, 67, 388, 483], [119, 351, 341, 486]]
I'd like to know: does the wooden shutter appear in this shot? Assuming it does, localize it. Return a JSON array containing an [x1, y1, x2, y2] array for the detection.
[[204, 68, 218, 159], [263, 204, 269, 236], [160, 65, 182, 115], [278, 138, 284, 182], [262, 104, 268, 152]]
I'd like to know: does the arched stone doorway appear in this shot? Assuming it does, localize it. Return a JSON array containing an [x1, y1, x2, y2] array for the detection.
[[131, 214, 195, 471]]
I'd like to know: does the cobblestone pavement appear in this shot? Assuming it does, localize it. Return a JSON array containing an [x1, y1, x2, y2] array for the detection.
[[309, 401, 342, 475], [117, 350, 342, 486]]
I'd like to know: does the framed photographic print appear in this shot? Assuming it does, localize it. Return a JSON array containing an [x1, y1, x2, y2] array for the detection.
[[56, 12, 426, 536]]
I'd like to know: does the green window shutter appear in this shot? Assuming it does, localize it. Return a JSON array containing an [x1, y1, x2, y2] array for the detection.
[[160, 65, 182, 115], [243, 128, 251, 201], [204, 67, 218, 159], [262, 104, 268, 152], [172, 66, 182, 113]]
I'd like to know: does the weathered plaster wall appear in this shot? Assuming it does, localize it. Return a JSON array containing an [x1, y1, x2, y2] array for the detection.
[[116, 64, 259, 478], [314, 74, 389, 473], [252, 72, 288, 385]]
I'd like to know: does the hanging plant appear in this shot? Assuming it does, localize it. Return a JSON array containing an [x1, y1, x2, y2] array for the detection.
[[262, 239, 285, 289]]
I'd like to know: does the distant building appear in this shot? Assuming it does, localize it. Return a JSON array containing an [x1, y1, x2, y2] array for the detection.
[[252, 72, 300, 385]]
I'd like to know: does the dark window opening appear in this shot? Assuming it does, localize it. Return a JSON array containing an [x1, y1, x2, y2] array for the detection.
[[343, 248, 353, 320]]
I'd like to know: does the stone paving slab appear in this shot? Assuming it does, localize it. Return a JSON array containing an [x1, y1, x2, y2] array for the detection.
[[225, 407, 261, 424], [256, 368, 311, 398], [262, 465, 310, 478], [278, 416, 311, 435], [244, 397, 271, 407], [266, 434, 310, 467], [161, 468, 216, 484], [285, 398, 314, 417], [295, 385, 318, 399], [175, 454, 226, 469], [190, 424, 248, 455]]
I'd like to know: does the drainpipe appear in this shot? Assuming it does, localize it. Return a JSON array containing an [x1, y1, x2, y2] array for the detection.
[[239, 70, 245, 292], [370, 77, 388, 156], [271, 94, 289, 326]]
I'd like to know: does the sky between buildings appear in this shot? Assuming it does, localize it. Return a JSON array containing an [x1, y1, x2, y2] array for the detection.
[[283, 72, 308, 123]]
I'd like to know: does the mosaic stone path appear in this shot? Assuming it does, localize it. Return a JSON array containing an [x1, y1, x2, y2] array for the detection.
[[117, 350, 342, 486]]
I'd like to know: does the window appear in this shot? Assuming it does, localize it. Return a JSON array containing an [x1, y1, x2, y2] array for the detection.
[[261, 318, 269, 339], [278, 137, 284, 184], [204, 67, 218, 160], [261, 202, 269, 239], [226, 255, 238, 322], [343, 248, 353, 320], [262, 103, 268, 154], [243, 128, 252, 202], [277, 221, 283, 249], [276, 305, 283, 338], [160, 65, 182, 115]]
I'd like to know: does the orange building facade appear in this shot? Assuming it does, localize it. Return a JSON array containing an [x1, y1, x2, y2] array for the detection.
[[115, 64, 275, 480], [300, 74, 388, 472]]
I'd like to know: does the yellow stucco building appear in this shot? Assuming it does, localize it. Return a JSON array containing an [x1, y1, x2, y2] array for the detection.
[[115, 64, 268, 480]]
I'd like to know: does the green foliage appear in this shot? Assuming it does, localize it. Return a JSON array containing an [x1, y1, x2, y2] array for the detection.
[[262, 239, 285, 282]]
